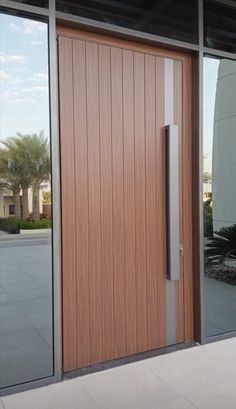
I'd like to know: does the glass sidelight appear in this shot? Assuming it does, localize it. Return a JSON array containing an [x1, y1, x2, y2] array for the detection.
[[0, 13, 53, 388], [203, 57, 236, 337]]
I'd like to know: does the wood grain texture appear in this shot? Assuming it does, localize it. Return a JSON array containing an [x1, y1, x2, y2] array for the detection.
[[58, 36, 77, 371], [86, 41, 102, 364], [111, 47, 126, 358], [58, 28, 193, 372], [123, 49, 137, 355], [155, 57, 167, 347], [73, 39, 90, 368], [134, 51, 147, 353], [145, 54, 159, 350], [98, 44, 114, 361], [57, 26, 190, 61]]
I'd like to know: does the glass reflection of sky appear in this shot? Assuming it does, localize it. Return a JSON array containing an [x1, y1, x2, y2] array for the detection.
[[203, 57, 219, 173], [0, 14, 49, 139]]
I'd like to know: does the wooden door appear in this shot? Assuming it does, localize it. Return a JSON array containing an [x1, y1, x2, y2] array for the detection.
[[58, 27, 193, 372]]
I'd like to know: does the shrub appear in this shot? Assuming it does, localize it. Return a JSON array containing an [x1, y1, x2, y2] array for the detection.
[[204, 200, 213, 238], [204, 213, 213, 237], [205, 224, 236, 266], [0, 217, 51, 234], [0, 218, 21, 234], [19, 219, 51, 230]]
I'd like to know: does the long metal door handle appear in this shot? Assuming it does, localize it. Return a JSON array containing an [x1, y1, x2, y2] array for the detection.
[[165, 125, 181, 281]]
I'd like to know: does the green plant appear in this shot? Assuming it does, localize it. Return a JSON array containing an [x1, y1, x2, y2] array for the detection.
[[0, 131, 50, 221], [0, 217, 51, 234], [19, 219, 51, 230], [204, 200, 213, 238], [0, 218, 21, 234], [205, 224, 236, 266]]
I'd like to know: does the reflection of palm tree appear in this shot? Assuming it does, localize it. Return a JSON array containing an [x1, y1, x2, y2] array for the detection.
[[205, 224, 236, 265], [0, 131, 50, 221], [0, 147, 26, 218], [23, 132, 50, 221], [1, 135, 33, 219], [203, 171, 212, 184]]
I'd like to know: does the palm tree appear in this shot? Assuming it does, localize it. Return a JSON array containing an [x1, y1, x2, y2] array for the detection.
[[0, 148, 22, 218], [205, 224, 236, 266], [203, 171, 212, 184], [0, 135, 33, 219], [17, 132, 50, 221], [0, 132, 50, 221]]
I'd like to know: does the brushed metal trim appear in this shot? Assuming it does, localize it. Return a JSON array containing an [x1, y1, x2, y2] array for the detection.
[[164, 58, 176, 345]]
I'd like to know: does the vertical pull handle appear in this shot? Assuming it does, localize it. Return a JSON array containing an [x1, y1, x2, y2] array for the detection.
[[165, 125, 181, 281]]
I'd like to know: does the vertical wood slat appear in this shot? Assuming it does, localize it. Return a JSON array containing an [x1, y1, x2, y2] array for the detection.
[[145, 54, 159, 350], [155, 57, 167, 347], [73, 39, 89, 368], [174, 59, 185, 343], [98, 44, 114, 361], [134, 52, 148, 353], [111, 47, 126, 357], [86, 42, 102, 364], [58, 36, 77, 371], [123, 49, 136, 355]]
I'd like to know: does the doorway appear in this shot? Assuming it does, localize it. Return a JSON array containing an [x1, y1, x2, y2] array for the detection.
[[57, 27, 193, 372]]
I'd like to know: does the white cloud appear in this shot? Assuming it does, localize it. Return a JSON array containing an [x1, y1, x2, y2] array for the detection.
[[2, 89, 24, 99], [10, 22, 21, 32], [30, 40, 44, 46], [0, 69, 11, 81], [27, 86, 48, 94], [0, 52, 27, 65], [2, 85, 48, 102], [22, 20, 47, 35], [31, 72, 48, 81], [10, 20, 47, 35]]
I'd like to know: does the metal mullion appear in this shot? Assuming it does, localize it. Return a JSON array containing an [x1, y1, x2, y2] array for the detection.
[[198, 0, 205, 345], [205, 330, 236, 344], [48, 0, 62, 383], [0, 0, 49, 15], [0, 378, 54, 398], [198, 50, 205, 345], [203, 46, 236, 61]]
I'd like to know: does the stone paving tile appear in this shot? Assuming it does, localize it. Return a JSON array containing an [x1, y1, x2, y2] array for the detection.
[[1, 326, 236, 409], [2, 381, 99, 409]]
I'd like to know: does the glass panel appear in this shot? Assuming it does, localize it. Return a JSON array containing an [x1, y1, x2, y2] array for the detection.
[[204, 0, 236, 53], [8, 0, 48, 7], [56, 0, 198, 44], [204, 56, 236, 338], [0, 13, 53, 388]]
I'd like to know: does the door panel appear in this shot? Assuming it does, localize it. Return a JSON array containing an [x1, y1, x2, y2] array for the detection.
[[58, 27, 193, 372]]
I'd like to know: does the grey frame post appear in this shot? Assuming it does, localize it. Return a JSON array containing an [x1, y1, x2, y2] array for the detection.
[[49, 0, 62, 382], [199, 0, 205, 345]]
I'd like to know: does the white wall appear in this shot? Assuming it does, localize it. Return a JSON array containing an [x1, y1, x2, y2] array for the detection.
[[212, 60, 236, 231]]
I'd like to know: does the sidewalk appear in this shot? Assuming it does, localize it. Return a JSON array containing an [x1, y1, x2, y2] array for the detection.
[[1, 338, 236, 409], [0, 230, 51, 242]]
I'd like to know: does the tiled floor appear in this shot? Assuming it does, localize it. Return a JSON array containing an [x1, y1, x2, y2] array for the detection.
[[1, 338, 236, 409], [0, 235, 53, 388]]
